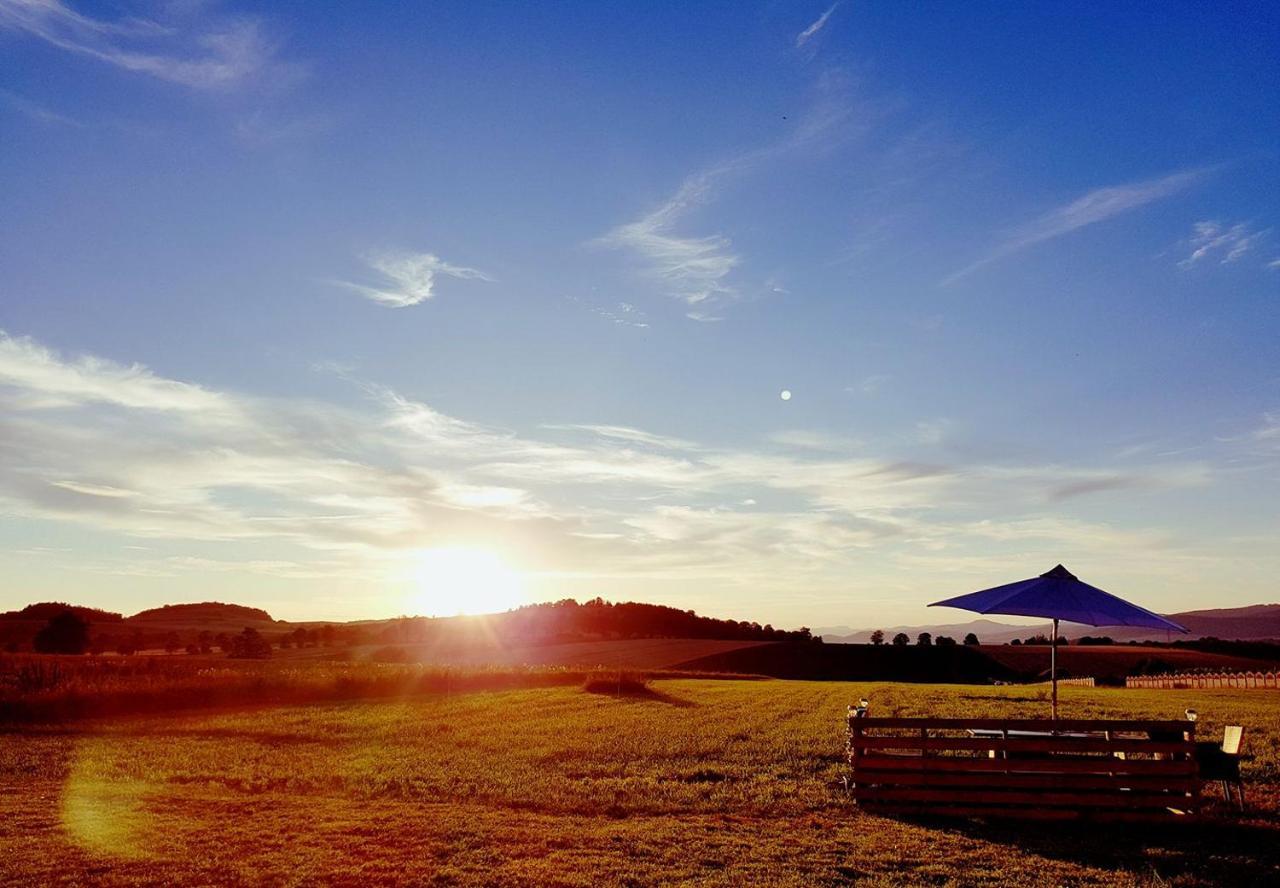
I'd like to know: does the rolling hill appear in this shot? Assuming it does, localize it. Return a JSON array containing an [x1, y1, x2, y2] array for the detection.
[[828, 603, 1280, 645]]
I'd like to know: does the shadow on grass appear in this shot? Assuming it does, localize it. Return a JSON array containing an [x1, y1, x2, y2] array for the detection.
[[883, 809, 1280, 884], [582, 683, 697, 708]]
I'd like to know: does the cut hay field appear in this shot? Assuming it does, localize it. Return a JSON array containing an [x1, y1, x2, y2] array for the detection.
[[378, 637, 777, 669], [979, 644, 1280, 680], [3, 678, 1280, 886]]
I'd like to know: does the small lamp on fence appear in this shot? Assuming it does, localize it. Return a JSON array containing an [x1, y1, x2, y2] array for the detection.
[[851, 698, 870, 718], [1185, 708, 1198, 722]]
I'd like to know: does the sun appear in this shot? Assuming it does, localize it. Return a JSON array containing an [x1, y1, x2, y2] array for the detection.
[[409, 547, 527, 616]]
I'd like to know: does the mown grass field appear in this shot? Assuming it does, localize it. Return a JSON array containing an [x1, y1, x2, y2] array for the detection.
[[3, 678, 1279, 886]]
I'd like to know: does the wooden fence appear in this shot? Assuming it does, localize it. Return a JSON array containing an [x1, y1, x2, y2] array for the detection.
[[846, 714, 1200, 821], [1043, 677, 1096, 687], [1127, 671, 1280, 689]]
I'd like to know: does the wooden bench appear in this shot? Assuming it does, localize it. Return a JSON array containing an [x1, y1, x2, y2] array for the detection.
[[847, 715, 1199, 821]]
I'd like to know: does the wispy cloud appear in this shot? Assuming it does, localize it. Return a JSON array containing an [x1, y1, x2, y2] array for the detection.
[[0, 0, 285, 90], [846, 373, 890, 396], [795, 3, 840, 52], [566, 295, 650, 329], [597, 91, 852, 321], [336, 251, 492, 308], [0, 88, 83, 126], [944, 168, 1207, 284], [597, 174, 740, 321], [0, 332, 233, 413], [1, 330, 1254, 622], [1178, 220, 1269, 268]]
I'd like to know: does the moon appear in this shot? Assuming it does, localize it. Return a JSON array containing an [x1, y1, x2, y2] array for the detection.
[[780, 390, 792, 401]]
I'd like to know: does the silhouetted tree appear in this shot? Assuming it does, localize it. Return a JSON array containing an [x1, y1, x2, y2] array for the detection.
[[214, 632, 232, 653], [34, 611, 90, 654], [870, 630, 885, 646], [163, 632, 181, 655], [892, 632, 910, 646], [935, 635, 957, 646], [229, 627, 272, 659], [917, 632, 932, 646], [1010, 639, 1022, 646], [320, 625, 336, 647], [963, 632, 979, 646], [197, 630, 213, 654]]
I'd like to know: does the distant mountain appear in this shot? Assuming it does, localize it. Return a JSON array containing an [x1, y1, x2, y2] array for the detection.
[[1105, 604, 1280, 643], [828, 603, 1280, 645], [1, 597, 812, 653], [1, 602, 123, 623], [128, 602, 274, 623]]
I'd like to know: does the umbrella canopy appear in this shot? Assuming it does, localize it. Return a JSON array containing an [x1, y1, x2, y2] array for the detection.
[[929, 565, 1188, 718], [929, 564, 1187, 632]]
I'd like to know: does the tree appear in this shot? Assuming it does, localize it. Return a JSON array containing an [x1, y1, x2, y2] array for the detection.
[[892, 632, 910, 646], [197, 630, 213, 654], [917, 632, 932, 646], [34, 611, 90, 654], [870, 629, 885, 646], [963, 632, 979, 646], [163, 632, 181, 655], [935, 635, 957, 646], [229, 627, 272, 659]]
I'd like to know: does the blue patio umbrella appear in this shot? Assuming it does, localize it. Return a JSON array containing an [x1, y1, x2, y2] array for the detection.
[[929, 565, 1188, 717]]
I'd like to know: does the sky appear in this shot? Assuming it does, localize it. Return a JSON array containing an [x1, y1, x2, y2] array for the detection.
[[1, 1, 1278, 629]]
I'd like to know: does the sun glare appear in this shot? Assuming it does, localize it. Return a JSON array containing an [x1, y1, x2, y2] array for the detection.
[[410, 547, 527, 616]]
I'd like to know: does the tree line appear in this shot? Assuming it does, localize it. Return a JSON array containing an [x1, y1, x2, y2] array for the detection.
[[867, 629, 981, 647]]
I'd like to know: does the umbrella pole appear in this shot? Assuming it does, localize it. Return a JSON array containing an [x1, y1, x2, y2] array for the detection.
[[1051, 618, 1058, 720]]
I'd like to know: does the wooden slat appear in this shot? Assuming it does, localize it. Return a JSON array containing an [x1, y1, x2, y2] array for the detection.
[[852, 770, 1202, 793], [854, 754, 1197, 775], [846, 716, 1202, 823], [852, 736, 1193, 755], [857, 802, 1195, 822], [852, 718, 1191, 733], [852, 787, 1192, 809]]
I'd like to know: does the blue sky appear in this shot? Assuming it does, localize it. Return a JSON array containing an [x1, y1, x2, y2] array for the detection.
[[1, 1, 1278, 627]]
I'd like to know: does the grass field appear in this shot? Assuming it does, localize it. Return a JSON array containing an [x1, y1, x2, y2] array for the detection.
[[3, 678, 1280, 886], [388, 637, 777, 669]]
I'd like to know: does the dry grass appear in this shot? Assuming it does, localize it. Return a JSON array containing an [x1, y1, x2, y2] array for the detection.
[[0, 653, 752, 723], [2, 677, 1279, 885]]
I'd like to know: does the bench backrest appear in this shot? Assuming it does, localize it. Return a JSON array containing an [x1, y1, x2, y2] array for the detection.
[[1222, 724, 1243, 755], [847, 716, 1199, 821]]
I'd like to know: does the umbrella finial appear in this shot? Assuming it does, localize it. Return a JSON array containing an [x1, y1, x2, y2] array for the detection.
[[1040, 564, 1077, 580]]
